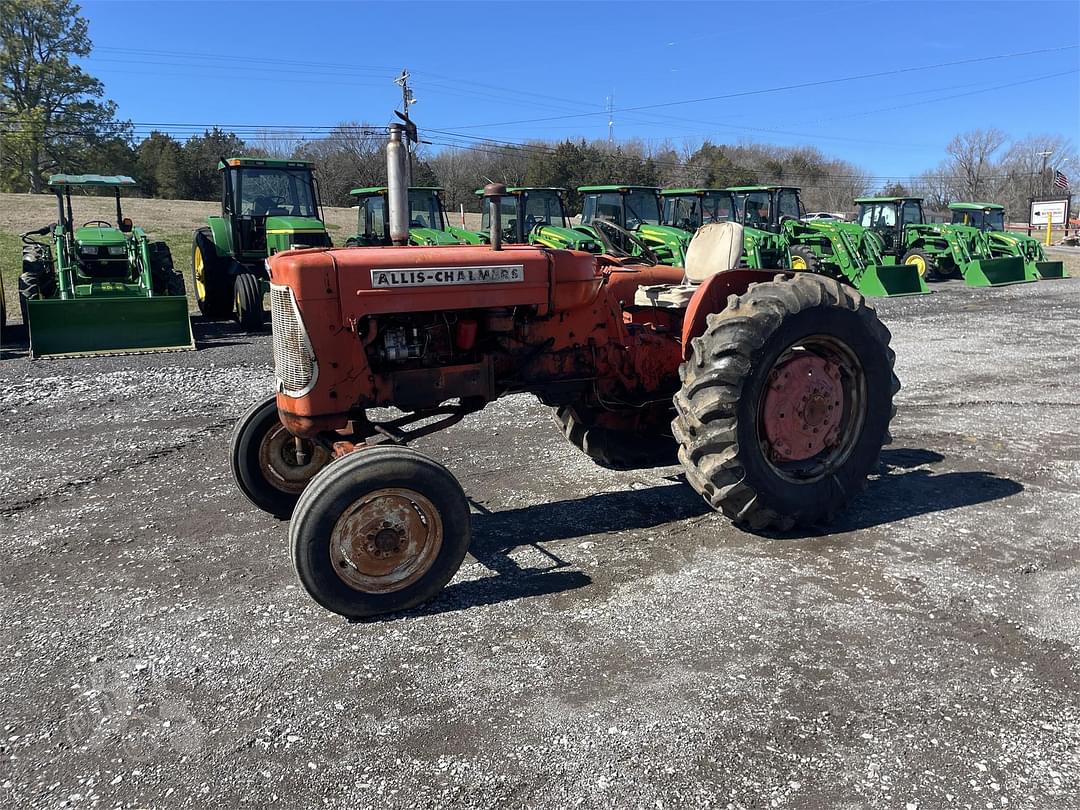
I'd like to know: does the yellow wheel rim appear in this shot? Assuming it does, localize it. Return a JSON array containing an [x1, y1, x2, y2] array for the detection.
[[193, 245, 207, 300], [790, 255, 807, 271], [905, 254, 927, 276]]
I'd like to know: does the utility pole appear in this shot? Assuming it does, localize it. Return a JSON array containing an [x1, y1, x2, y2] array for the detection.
[[605, 93, 615, 147], [1037, 150, 1053, 197], [395, 69, 417, 184]]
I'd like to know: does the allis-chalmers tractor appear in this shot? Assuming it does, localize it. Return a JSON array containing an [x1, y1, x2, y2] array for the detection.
[[230, 126, 899, 620]]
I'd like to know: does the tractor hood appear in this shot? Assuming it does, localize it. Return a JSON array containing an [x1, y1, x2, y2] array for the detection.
[[74, 226, 127, 248], [532, 224, 600, 251], [264, 215, 328, 235], [408, 227, 463, 246]]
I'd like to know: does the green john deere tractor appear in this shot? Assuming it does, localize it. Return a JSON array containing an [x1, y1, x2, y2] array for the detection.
[[724, 186, 928, 297], [348, 186, 479, 246], [948, 202, 1066, 280], [17, 174, 193, 359], [192, 158, 331, 331], [855, 196, 1030, 287], [458, 186, 601, 251], [576, 185, 690, 265]]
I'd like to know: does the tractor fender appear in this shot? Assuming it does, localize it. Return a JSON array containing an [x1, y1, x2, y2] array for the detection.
[[207, 216, 233, 257], [680, 269, 791, 360]]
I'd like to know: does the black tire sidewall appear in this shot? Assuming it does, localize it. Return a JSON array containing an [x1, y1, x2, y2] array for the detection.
[[290, 448, 472, 619], [733, 305, 893, 520], [235, 272, 265, 330], [790, 245, 818, 271], [192, 231, 233, 318], [230, 395, 304, 519]]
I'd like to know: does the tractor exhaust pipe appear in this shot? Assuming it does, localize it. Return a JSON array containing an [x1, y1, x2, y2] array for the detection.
[[483, 183, 507, 251], [387, 124, 409, 246]]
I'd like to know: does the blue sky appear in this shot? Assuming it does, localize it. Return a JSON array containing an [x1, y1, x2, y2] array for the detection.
[[81, 0, 1079, 182]]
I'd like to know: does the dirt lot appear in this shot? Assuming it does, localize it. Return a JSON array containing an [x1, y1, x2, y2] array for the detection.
[[1, 266, 1079, 809]]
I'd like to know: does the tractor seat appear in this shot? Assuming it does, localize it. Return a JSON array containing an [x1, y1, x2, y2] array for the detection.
[[634, 221, 744, 308]]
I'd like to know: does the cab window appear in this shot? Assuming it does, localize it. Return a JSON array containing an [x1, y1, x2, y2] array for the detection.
[[777, 189, 801, 220]]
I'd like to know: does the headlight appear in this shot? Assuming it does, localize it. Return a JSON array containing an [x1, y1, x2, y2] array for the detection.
[[79, 245, 99, 255], [107, 246, 126, 256]]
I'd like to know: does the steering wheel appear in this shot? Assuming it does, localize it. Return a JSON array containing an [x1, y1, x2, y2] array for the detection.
[[83, 219, 111, 228], [779, 215, 798, 226], [592, 217, 658, 266]]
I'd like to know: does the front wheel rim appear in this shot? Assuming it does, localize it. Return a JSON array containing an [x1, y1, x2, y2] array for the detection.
[[758, 335, 866, 484], [194, 246, 207, 300], [258, 423, 329, 493], [329, 488, 444, 594], [905, 254, 926, 276]]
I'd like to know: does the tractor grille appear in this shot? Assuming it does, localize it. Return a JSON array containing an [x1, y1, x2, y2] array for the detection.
[[270, 284, 318, 396]]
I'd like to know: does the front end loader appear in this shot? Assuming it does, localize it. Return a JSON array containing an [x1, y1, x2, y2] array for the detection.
[[348, 186, 475, 246], [228, 128, 901, 621], [855, 197, 1030, 287], [949, 202, 1066, 280], [727, 186, 927, 297], [18, 175, 193, 359], [192, 158, 332, 331]]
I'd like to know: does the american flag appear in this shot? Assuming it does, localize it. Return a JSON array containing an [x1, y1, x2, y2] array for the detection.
[[1053, 170, 1070, 189]]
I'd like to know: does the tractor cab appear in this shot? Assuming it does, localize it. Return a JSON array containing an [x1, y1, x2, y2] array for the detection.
[[727, 186, 806, 233], [579, 185, 663, 230], [217, 158, 330, 259], [349, 186, 464, 246], [661, 189, 737, 232], [473, 187, 600, 251], [855, 197, 925, 253], [948, 202, 1005, 232]]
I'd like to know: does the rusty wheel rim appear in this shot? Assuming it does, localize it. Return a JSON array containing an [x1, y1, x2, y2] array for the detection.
[[258, 423, 329, 494], [758, 335, 866, 484], [329, 488, 444, 594]]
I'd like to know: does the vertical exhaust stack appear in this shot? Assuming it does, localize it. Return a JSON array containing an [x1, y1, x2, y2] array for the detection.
[[483, 183, 507, 251], [387, 124, 409, 246]]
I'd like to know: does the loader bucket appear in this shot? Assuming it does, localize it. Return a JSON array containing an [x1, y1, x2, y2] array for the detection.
[[960, 256, 1031, 287], [26, 295, 195, 359], [855, 263, 930, 297], [1034, 260, 1067, 280]]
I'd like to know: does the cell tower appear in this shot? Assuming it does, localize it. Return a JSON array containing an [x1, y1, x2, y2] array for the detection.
[[605, 94, 614, 146]]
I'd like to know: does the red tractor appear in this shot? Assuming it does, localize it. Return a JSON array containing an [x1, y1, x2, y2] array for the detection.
[[229, 127, 899, 620]]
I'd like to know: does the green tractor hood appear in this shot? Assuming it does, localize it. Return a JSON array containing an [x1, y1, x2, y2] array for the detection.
[[73, 225, 127, 248], [264, 215, 330, 254], [408, 226, 465, 246]]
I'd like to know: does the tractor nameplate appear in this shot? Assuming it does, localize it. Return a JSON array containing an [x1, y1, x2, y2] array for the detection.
[[371, 265, 525, 288]]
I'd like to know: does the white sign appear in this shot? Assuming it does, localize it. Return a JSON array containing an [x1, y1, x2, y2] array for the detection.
[[1029, 199, 1069, 226], [371, 264, 525, 288]]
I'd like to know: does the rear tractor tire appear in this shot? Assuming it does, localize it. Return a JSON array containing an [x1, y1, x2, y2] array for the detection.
[[902, 248, 939, 281], [18, 244, 56, 323], [554, 401, 678, 470], [788, 245, 819, 272], [234, 272, 266, 331], [289, 445, 472, 620], [672, 273, 898, 532], [149, 242, 186, 296], [191, 229, 234, 319], [231, 395, 332, 519]]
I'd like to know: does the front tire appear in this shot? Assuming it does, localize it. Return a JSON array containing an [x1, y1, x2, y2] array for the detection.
[[902, 248, 938, 281], [290, 446, 471, 620], [149, 242, 186, 296], [234, 272, 265, 331], [191, 229, 233, 318], [788, 245, 819, 272], [230, 395, 331, 518], [672, 274, 898, 531]]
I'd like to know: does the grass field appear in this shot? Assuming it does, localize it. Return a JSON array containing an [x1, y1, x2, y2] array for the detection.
[[2, 191, 1075, 324]]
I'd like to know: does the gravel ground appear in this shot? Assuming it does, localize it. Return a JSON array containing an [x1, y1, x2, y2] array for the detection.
[[0, 276, 1078, 809]]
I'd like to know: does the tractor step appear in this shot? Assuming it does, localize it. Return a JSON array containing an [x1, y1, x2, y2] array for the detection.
[[855, 263, 930, 297], [960, 255, 1031, 287], [26, 295, 194, 359]]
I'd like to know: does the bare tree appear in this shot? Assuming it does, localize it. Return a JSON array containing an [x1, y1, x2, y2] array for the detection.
[[943, 128, 1007, 201]]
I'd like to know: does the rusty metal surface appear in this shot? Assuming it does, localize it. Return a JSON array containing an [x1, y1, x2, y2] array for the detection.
[[329, 487, 444, 593], [762, 354, 843, 462]]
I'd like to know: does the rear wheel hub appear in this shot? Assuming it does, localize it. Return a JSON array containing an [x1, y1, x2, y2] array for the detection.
[[763, 354, 843, 462]]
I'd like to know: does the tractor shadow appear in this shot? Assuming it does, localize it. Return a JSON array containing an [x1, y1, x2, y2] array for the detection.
[[776, 447, 1024, 538], [364, 483, 711, 621], [363, 447, 1023, 620], [191, 318, 269, 349], [0, 323, 29, 359]]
